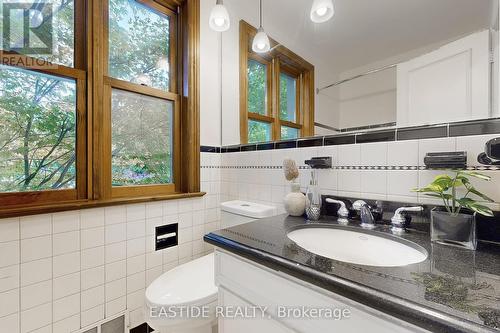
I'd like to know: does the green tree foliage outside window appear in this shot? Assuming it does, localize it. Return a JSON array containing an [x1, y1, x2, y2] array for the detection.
[[0, 0, 77, 193], [281, 126, 299, 140], [247, 59, 267, 115], [108, 0, 174, 186], [108, 0, 171, 91], [0, 66, 77, 192], [280, 73, 296, 122], [248, 120, 271, 143], [111, 90, 173, 186]]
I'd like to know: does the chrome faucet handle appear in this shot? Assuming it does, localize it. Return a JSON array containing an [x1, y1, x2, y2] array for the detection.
[[352, 200, 369, 211], [352, 200, 375, 229], [325, 198, 349, 224], [391, 206, 423, 234]]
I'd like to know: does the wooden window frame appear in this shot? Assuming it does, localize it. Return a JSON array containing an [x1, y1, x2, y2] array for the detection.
[[0, 0, 202, 218], [240, 20, 315, 144], [101, 0, 180, 199]]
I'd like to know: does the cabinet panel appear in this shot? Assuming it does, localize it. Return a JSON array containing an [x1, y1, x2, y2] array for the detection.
[[397, 30, 490, 127], [215, 250, 430, 333], [218, 288, 293, 333]]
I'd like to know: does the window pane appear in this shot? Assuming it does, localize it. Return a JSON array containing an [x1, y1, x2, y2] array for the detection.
[[0, 65, 77, 192], [247, 59, 267, 115], [111, 89, 173, 186], [280, 73, 296, 122], [248, 120, 271, 143], [281, 126, 299, 140], [0, 0, 75, 67], [108, 0, 171, 91]]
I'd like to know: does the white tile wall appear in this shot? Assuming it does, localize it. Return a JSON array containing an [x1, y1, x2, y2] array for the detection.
[[0, 153, 220, 333], [1, 140, 498, 332], [221, 135, 500, 210]]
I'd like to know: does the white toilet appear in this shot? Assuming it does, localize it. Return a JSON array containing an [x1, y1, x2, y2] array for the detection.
[[144, 200, 276, 333]]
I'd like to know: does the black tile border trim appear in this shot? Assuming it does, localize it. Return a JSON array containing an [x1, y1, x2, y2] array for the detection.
[[201, 118, 500, 153], [356, 130, 396, 143], [200, 145, 221, 153], [397, 125, 448, 141]]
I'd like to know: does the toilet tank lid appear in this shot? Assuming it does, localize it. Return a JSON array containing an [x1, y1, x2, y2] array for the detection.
[[221, 200, 276, 219]]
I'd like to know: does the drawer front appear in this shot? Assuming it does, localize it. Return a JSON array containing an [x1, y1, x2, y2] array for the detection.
[[215, 250, 429, 333]]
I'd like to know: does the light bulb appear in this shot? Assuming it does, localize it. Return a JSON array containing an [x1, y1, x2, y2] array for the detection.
[[310, 0, 334, 23], [252, 27, 270, 53], [214, 17, 225, 27], [209, 0, 230, 32], [316, 7, 328, 17]]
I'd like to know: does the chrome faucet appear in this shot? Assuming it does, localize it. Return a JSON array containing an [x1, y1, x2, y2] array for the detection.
[[391, 206, 423, 234], [325, 198, 349, 224], [352, 200, 375, 229]]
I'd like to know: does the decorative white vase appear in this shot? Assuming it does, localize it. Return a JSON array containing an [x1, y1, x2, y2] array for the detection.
[[284, 182, 306, 217]]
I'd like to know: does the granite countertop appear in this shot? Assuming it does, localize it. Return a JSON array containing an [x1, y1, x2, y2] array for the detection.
[[204, 214, 500, 333]]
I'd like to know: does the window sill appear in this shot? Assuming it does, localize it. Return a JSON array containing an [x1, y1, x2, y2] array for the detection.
[[0, 192, 207, 219]]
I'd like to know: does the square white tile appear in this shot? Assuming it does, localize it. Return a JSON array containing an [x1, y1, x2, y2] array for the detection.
[[20, 258, 51, 286], [52, 231, 80, 256], [20, 215, 51, 239], [81, 285, 104, 311], [53, 252, 80, 278], [20, 302, 51, 333], [105, 260, 126, 283], [52, 211, 80, 234], [387, 170, 419, 198], [80, 208, 105, 229], [21, 236, 52, 263], [0, 265, 20, 292], [81, 227, 105, 250], [0, 241, 20, 268], [360, 142, 388, 166], [81, 246, 105, 270], [81, 266, 105, 291], [80, 304, 104, 328], [53, 272, 80, 300], [387, 140, 419, 166], [53, 293, 80, 322], [0, 218, 20, 242], [20, 280, 52, 311]]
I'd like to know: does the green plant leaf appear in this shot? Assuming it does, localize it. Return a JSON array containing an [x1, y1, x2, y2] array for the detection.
[[468, 187, 495, 203], [412, 185, 441, 193], [461, 171, 491, 181], [467, 203, 494, 217], [432, 175, 454, 191]]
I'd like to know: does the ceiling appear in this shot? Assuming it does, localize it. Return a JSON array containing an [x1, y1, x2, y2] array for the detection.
[[226, 0, 495, 80]]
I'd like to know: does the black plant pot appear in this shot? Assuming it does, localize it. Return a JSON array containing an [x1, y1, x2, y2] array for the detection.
[[431, 208, 477, 250]]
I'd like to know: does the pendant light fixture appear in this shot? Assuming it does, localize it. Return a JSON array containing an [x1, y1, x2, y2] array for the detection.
[[310, 0, 334, 23], [252, 0, 271, 53], [209, 0, 230, 32]]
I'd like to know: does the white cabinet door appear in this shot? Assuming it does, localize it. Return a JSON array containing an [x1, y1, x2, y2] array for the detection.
[[215, 250, 430, 333], [218, 288, 293, 333], [397, 30, 490, 127]]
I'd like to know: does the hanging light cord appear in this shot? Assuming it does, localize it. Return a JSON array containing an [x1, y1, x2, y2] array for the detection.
[[259, 0, 263, 28]]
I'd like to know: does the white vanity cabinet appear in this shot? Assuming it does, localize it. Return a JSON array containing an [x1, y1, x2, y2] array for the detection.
[[215, 250, 430, 333], [397, 30, 490, 127]]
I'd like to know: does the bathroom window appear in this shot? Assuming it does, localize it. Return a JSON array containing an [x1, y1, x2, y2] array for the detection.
[[240, 20, 315, 144], [247, 58, 270, 116], [0, 0, 87, 207], [0, 0, 201, 216], [104, 0, 182, 198], [108, 0, 173, 92]]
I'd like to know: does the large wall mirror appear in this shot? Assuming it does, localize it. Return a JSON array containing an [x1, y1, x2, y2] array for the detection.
[[220, 0, 499, 146]]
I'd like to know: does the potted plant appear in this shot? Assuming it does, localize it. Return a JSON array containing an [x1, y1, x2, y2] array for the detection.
[[414, 171, 494, 250]]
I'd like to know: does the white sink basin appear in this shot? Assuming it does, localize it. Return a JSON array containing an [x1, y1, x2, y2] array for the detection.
[[287, 227, 427, 267]]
